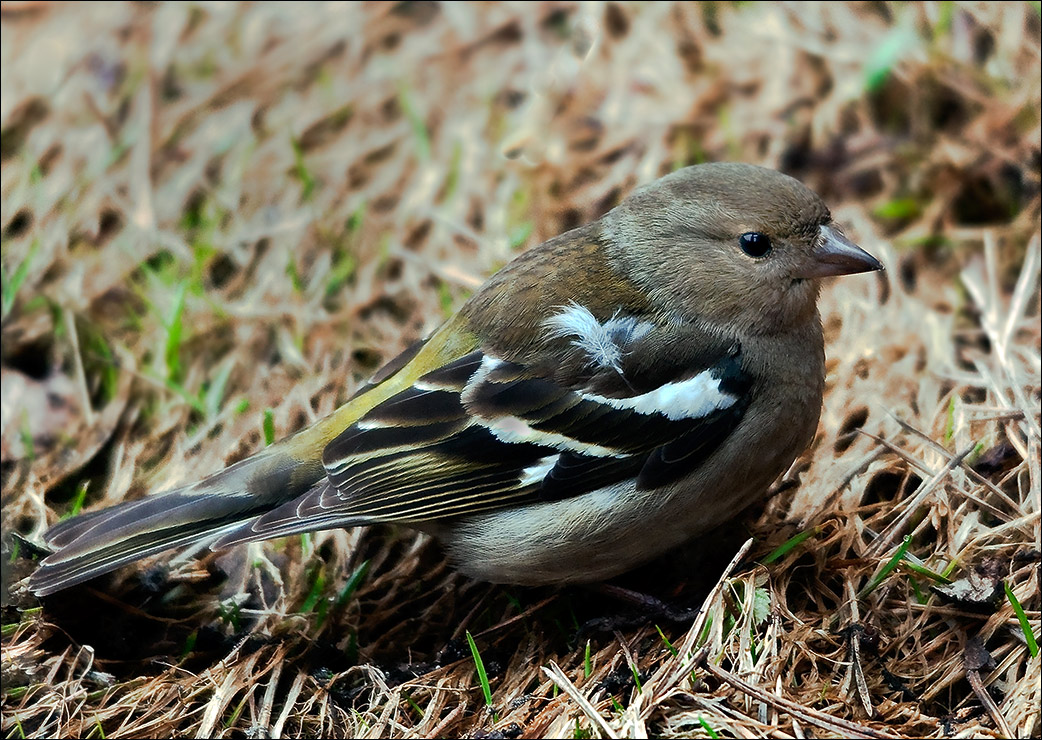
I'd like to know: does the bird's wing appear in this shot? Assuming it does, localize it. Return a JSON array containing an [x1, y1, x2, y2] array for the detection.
[[214, 319, 752, 547]]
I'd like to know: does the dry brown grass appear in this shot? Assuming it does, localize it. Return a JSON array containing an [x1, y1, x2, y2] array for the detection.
[[1, 2, 1039, 738]]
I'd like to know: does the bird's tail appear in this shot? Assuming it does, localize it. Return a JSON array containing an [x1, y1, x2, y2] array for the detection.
[[27, 443, 325, 596], [25, 315, 475, 596]]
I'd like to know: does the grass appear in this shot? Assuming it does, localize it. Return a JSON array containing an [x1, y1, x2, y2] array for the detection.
[[859, 535, 914, 598], [262, 408, 276, 446], [1, 2, 1039, 739], [697, 715, 721, 739], [0, 239, 36, 320], [465, 630, 496, 722], [760, 526, 820, 564], [1005, 581, 1040, 659], [333, 559, 370, 611], [65, 481, 90, 519]]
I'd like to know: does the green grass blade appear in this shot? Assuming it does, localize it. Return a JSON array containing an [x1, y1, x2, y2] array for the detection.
[[299, 562, 326, 614], [860, 535, 913, 597], [466, 630, 496, 720], [1005, 581, 1039, 658], [263, 408, 276, 445], [697, 715, 720, 739], [900, 559, 952, 584], [334, 560, 371, 610], [656, 625, 679, 656], [65, 481, 90, 519], [162, 282, 188, 384], [204, 360, 235, 418], [1, 239, 38, 320], [762, 527, 820, 564]]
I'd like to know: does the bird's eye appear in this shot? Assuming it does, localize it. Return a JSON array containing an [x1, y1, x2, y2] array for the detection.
[[738, 232, 772, 258]]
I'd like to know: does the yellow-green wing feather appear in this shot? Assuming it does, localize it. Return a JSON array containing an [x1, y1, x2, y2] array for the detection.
[[286, 314, 479, 457]]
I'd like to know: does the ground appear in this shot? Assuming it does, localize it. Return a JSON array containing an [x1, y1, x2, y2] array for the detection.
[[1, 2, 1039, 738]]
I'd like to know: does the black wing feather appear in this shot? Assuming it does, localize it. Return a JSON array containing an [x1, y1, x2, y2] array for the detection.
[[539, 452, 645, 502], [217, 327, 752, 546]]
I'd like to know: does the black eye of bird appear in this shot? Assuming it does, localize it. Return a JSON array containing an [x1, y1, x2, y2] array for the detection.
[[738, 232, 772, 258]]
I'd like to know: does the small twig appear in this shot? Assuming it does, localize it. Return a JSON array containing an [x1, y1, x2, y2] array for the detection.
[[542, 661, 619, 739], [839, 580, 874, 717], [77, 587, 183, 624], [964, 637, 1014, 738], [256, 655, 284, 738], [450, 588, 496, 641], [864, 444, 976, 558], [830, 446, 889, 499], [474, 594, 558, 639], [858, 429, 1013, 524], [696, 656, 899, 740], [889, 415, 1022, 514], [657, 538, 756, 692], [612, 630, 642, 692], [966, 669, 1014, 738], [841, 625, 874, 717], [426, 701, 466, 738], [198, 652, 259, 739], [594, 583, 699, 621], [270, 670, 305, 739], [64, 309, 96, 427]]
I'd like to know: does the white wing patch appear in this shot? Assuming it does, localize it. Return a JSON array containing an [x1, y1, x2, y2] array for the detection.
[[543, 302, 653, 373], [541, 304, 735, 421], [483, 415, 626, 458], [518, 455, 561, 486], [580, 368, 736, 421]]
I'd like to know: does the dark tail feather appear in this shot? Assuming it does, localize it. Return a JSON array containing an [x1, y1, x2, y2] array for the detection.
[[42, 507, 125, 549], [28, 490, 262, 595], [28, 446, 325, 596]]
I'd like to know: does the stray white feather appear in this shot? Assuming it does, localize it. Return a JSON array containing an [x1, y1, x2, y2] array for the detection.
[[543, 302, 652, 373]]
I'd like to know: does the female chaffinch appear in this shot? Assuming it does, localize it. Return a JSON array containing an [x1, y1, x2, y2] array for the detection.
[[29, 162, 881, 595]]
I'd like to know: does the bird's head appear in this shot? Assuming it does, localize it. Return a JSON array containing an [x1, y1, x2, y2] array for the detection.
[[602, 162, 882, 335]]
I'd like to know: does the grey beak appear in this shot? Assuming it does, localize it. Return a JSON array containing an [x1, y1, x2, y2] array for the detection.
[[798, 224, 883, 279]]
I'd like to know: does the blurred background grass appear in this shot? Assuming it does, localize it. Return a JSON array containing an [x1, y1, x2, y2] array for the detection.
[[1, 2, 1039, 738]]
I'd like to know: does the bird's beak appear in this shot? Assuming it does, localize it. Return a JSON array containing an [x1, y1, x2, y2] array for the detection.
[[798, 224, 883, 279]]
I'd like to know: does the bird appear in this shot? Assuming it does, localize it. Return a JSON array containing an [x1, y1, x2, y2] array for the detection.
[[27, 162, 882, 596]]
